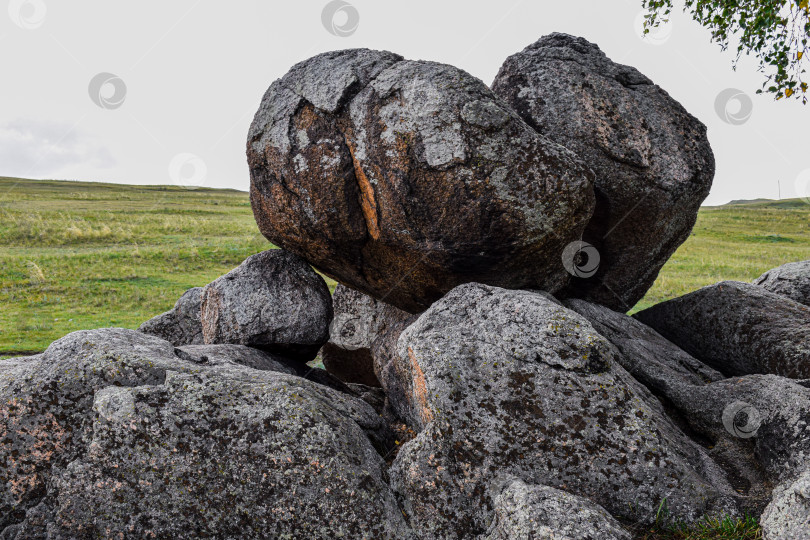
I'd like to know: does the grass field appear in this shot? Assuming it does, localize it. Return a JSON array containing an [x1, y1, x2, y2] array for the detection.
[[1, 176, 808, 356]]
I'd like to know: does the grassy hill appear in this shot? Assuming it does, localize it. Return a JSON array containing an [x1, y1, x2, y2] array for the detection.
[[1, 176, 808, 356]]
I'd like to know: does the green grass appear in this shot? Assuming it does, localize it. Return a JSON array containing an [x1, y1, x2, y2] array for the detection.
[[0, 177, 273, 355], [635, 514, 762, 539], [632, 198, 810, 312], [1, 177, 808, 357]]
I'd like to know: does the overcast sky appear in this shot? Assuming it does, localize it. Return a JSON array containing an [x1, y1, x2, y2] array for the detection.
[[1, 0, 809, 205]]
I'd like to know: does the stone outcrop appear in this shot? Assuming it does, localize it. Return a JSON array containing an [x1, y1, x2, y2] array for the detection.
[[0, 329, 408, 538], [386, 284, 739, 538]]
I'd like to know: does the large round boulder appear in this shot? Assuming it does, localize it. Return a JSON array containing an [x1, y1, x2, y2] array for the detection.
[[492, 33, 715, 311], [248, 49, 596, 313]]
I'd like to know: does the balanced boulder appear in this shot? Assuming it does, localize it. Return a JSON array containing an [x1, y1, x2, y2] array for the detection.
[[754, 259, 810, 307], [387, 283, 739, 538], [634, 281, 810, 378], [0, 329, 408, 538], [248, 48, 596, 313], [138, 286, 204, 346], [492, 33, 714, 311], [200, 249, 332, 361], [321, 284, 411, 386]]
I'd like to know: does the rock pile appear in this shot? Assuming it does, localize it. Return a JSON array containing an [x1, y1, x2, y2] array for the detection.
[[2, 33, 809, 539]]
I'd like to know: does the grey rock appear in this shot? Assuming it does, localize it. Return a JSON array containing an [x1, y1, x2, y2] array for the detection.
[[0, 355, 40, 374], [634, 281, 810, 378], [248, 48, 596, 313], [484, 479, 631, 540], [659, 374, 810, 483], [754, 260, 810, 307], [176, 343, 297, 374], [492, 33, 714, 311], [387, 283, 739, 538], [761, 468, 810, 540], [137, 287, 204, 346], [564, 299, 725, 394], [369, 312, 419, 421], [321, 284, 411, 387], [567, 300, 810, 506], [200, 249, 333, 361], [0, 328, 408, 538]]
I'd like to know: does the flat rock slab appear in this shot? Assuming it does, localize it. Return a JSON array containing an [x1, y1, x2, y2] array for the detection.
[[387, 283, 739, 539], [201, 249, 333, 361], [248, 48, 595, 313], [492, 33, 714, 311], [754, 259, 810, 307], [634, 281, 810, 378]]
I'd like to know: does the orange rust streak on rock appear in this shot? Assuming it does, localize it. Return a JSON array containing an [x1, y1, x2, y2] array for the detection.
[[407, 346, 434, 425], [344, 139, 381, 240]]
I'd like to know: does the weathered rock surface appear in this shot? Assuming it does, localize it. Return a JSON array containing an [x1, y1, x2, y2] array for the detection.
[[387, 283, 739, 538], [201, 249, 332, 361], [0, 329, 409, 538], [659, 374, 810, 482], [369, 312, 419, 420], [754, 260, 810, 307], [634, 281, 810, 378], [761, 467, 810, 540], [569, 298, 810, 513], [321, 284, 411, 386], [484, 478, 631, 540], [492, 33, 714, 311], [564, 299, 725, 393], [137, 286, 204, 346], [175, 343, 298, 375], [248, 48, 596, 313]]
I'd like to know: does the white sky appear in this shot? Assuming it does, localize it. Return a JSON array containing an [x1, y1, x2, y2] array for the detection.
[[1, 0, 808, 205]]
